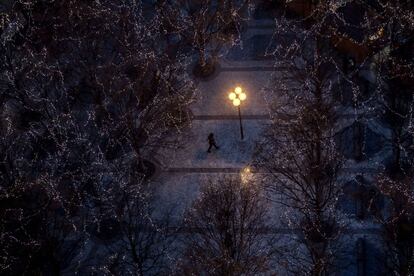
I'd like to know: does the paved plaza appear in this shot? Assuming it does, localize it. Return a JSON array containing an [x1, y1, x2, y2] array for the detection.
[[154, 17, 277, 217]]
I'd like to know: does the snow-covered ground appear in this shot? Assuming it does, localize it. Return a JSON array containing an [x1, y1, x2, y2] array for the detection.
[[154, 25, 275, 214], [152, 8, 385, 275]]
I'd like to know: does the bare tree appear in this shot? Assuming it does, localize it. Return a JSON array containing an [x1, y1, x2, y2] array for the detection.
[[367, 0, 414, 174], [0, 0, 194, 274], [259, 2, 414, 273], [95, 170, 177, 276], [157, 0, 251, 75], [367, 172, 414, 275], [365, 0, 414, 82], [255, 71, 344, 274], [357, 2, 414, 273], [175, 176, 277, 275], [255, 2, 355, 273]]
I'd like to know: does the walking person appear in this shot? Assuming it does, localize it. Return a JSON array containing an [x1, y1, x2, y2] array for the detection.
[[207, 133, 220, 153]]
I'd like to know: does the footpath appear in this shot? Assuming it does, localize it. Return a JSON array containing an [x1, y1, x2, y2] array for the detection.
[[154, 15, 276, 218]]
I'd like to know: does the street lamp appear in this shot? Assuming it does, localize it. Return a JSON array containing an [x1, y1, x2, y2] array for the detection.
[[229, 86, 246, 140], [241, 166, 252, 185]]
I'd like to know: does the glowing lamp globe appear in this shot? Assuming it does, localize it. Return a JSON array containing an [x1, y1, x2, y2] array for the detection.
[[233, 98, 241, 106], [239, 92, 246, 101], [235, 86, 242, 94], [229, 92, 236, 100]]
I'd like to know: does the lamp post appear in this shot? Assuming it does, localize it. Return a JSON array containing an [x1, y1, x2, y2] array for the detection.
[[229, 86, 246, 140]]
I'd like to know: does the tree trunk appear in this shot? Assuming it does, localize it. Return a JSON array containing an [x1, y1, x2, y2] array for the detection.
[[198, 45, 207, 69]]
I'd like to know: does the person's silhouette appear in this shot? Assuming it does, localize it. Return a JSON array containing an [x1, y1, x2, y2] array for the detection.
[[207, 133, 219, 153]]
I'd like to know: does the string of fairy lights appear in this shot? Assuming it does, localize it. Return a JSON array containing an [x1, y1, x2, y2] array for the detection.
[[1, 0, 413, 274], [254, 0, 414, 272]]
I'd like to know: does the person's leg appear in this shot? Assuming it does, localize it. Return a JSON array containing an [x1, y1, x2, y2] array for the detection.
[[213, 142, 219, 149], [207, 143, 212, 152]]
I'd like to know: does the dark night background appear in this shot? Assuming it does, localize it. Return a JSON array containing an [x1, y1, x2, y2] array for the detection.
[[1, 0, 414, 275]]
